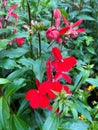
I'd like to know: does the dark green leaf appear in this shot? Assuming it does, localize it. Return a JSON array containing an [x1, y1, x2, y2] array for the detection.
[[0, 97, 10, 129]]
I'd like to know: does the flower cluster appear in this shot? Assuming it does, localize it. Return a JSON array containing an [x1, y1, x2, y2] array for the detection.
[[26, 46, 77, 109], [46, 8, 85, 44]]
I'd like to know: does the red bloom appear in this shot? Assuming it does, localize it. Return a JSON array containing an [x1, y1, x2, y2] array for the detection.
[[26, 89, 50, 109], [52, 47, 77, 83], [62, 15, 86, 38], [15, 38, 25, 46], [9, 30, 25, 46], [38, 81, 69, 99], [46, 27, 62, 44]]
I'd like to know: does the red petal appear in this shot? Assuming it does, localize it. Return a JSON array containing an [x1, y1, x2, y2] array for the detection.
[[8, 4, 18, 12], [72, 19, 83, 28], [76, 28, 86, 33], [48, 82, 62, 99], [52, 57, 77, 72], [52, 47, 63, 61], [63, 86, 72, 94], [59, 27, 69, 35], [35, 79, 41, 88], [38, 81, 51, 95], [25, 89, 38, 100], [39, 95, 50, 108], [62, 73, 71, 84], [11, 12, 18, 20], [54, 72, 62, 82], [46, 59, 53, 81], [30, 97, 39, 109], [62, 15, 70, 26]]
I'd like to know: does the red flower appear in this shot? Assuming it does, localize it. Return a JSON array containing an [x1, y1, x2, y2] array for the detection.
[[15, 38, 25, 46], [62, 15, 86, 38], [52, 47, 77, 83], [38, 81, 62, 99], [5, 4, 18, 21], [9, 30, 25, 46], [26, 89, 50, 109]]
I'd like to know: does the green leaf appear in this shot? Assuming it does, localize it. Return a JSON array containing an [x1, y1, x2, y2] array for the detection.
[[42, 113, 59, 130], [0, 39, 10, 51], [0, 45, 29, 58], [32, 58, 46, 82], [0, 97, 10, 129], [61, 120, 89, 130], [86, 78, 98, 87], [12, 115, 29, 130], [34, 111, 44, 129], [60, 9, 69, 19], [86, 47, 96, 54], [8, 32, 28, 40], [5, 78, 26, 97], [0, 58, 17, 69], [71, 108, 78, 120], [17, 57, 34, 69], [77, 14, 96, 21], [73, 99, 92, 122], [0, 78, 10, 84], [7, 68, 28, 81]]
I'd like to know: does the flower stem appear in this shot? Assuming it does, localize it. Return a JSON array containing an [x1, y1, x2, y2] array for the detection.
[[26, 0, 34, 58], [38, 32, 41, 57]]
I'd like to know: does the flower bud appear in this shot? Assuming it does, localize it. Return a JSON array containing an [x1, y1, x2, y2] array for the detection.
[[53, 8, 61, 19], [46, 27, 60, 40]]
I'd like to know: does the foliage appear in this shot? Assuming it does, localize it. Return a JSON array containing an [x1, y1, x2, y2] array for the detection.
[[0, 0, 98, 130]]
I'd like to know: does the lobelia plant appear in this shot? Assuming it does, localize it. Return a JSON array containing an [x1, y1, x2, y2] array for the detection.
[[0, 1, 98, 130]]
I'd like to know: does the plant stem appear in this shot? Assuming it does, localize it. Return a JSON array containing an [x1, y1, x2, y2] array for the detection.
[[38, 32, 41, 57], [26, 0, 34, 58]]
